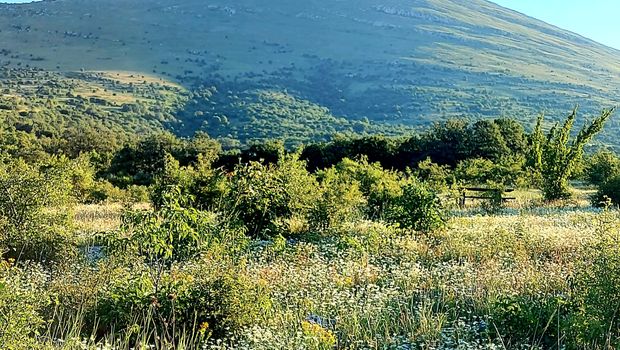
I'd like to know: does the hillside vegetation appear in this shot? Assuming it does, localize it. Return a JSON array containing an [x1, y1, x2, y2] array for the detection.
[[1, 0, 620, 146], [3, 106, 620, 348], [4, 1, 620, 348]]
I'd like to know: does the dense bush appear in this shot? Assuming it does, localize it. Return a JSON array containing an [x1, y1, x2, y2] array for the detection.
[[455, 157, 525, 187], [227, 155, 319, 237], [106, 132, 220, 187], [150, 152, 228, 210], [334, 157, 403, 220], [311, 166, 366, 232], [0, 157, 77, 262], [592, 176, 620, 207], [111, 190, 233, 265], [415, 157, 454, 190], [87, 180, 149, 204], [99, 193, 255, 343], [385, 178, 445, 232], [94, 258, 269, 343], [0, 260, 50, 349], [586, 150, 620, 186], [490, 293, 566, 348]]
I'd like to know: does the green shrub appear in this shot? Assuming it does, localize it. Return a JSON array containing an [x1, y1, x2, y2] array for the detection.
[[385, 178, 444, 232], [150, 152, 227, 210], [227, 155, 319, 238], [100, 194, 255, 343], [111, 190, 229, 265], [455, 157, 525, 187], [490, 293, 566, 349], [127, 185, 150, 203], [592, 176, 620, 207], [416, 157, 454, 190], [0, 260, 50, 349], [0, 158, 76, 262], [311, 166, 366, 232], [333, 220, 404, 256], [95, 259, 270, 342], [586, 150, 620, 186], [150, 153, 199, 209], [67, 154, 97, 203], [87, 179, 128, 203], [334, 157, 403, 220]]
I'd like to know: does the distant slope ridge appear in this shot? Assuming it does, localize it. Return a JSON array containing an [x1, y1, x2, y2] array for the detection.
[[0, 0, 618, 146]]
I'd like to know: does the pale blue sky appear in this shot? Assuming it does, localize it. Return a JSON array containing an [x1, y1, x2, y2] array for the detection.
[[491, 0, 620, 49]]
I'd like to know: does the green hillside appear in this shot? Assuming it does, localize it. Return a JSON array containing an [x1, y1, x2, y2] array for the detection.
[[1, 0, 619, 146]]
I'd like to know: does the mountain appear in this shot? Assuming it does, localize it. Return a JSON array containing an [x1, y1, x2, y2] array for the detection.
[[1, 0, 619, 146]]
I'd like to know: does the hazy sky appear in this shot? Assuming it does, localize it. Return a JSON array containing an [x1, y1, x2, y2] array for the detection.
[[491, 0, 620, 50]]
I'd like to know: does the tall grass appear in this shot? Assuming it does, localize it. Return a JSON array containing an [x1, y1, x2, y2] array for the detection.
[[4, 200, 620, 349]]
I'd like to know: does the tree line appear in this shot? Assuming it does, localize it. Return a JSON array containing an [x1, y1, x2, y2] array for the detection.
[[1, 107, 617, 204]]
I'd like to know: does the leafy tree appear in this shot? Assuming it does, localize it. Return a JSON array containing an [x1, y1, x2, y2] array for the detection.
[[422, 119, 470, 167], [455, 157, 524, 187], [533, 107, 615, 200], [106, 132, 220, 187], [397, 135, 424, 169], [0, 126, 46, 163], [334, 157, 403, 220], [56, 124, 123, 158], [311, 166, 366, 231], [347, 136, 399, 168], [237, 139, 285, 165], [468, 120, 510, 161], [494, 118, 528, 156]]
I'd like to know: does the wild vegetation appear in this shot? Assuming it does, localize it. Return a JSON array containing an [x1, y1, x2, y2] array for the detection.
[[3, 0, 620, 348], [3, 104, 620, 349]]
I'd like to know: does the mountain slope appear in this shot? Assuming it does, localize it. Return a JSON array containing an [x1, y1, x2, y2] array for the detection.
[[1, 0, 619, 146]]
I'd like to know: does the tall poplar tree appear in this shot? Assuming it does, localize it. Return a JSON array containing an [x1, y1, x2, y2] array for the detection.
[[534, 106, 615, 200]]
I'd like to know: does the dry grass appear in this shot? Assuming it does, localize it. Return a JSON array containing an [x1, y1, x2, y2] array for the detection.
[[74, 203, 149, 236]]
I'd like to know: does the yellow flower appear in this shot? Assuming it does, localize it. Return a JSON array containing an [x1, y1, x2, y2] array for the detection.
[[301, 321, 337, 349], [198, 321, 210, 335]]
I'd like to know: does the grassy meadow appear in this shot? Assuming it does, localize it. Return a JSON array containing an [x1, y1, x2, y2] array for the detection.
[[5, 187, 613, 349]]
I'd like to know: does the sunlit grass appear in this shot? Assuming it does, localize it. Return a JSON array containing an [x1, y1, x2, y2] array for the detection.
[[6, 190, 620, 349]]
